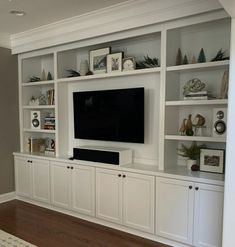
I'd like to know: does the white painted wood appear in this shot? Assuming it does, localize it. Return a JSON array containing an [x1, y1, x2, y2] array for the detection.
[[31, 159, 50, 203], [22, 81, 55, 87], [23, 129, 56, 134], [96, 168, 123, 224], [0, 192, 16, 203], [71, 165, 95, 216], [22, 105, 55, 109], [14, 156, 31, 198], [165, 99, 228, 106], [222, 17, 235, 247], [156, 177, 194, 245], [193, 183, 224, 247], [123, 172, 155, 233], [50, 161, 71, 209], [165, 135, 226, 142]]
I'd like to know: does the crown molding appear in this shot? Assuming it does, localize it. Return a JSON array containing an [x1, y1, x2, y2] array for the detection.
[[10, 0, 223, 54], [219, 0, 235, 17], [0, 33, 11, 49]]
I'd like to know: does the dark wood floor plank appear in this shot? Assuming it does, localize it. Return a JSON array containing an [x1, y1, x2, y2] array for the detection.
[[0, 200, 171, 247]]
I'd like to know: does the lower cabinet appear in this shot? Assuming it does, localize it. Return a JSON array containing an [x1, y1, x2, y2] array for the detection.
[[156, 177, 224, 247], [14, 156, 50, 203], [96, 168, 155, 233], [50, 161, 95, 216]]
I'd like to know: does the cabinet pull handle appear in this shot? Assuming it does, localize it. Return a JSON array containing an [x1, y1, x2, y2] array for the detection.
[[27, 160, 30, 163], [122, 174, 126, 178], [189, 185, 193, 190], [118, 174, 122, 177], [67, 166, 70, 169], [71, 167, 74, 170], [195, 187, 199, 191]]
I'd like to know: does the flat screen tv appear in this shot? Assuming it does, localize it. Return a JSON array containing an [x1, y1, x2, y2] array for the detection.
[[73, 87, 144, 143]]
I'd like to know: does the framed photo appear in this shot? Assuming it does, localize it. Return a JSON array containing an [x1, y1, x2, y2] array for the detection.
[[200, 149, 225, 173], [123, 57, 136, 71], [89, 47, 111, 74], [107, 52, 123, 73]]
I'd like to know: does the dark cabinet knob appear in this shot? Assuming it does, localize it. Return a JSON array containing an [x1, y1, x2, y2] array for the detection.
[[123, 174, 126, 178], [67, 166, 70, 169], [189, 185, 193, 190], [195, 187, 199, 191], [118, 174, 122, 177], [71, 167, 74, 170]]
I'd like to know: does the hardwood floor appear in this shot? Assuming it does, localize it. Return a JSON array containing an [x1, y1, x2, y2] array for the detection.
[[0, 200, 171, 247]]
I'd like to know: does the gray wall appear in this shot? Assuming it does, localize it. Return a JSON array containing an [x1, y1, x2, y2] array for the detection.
[[0, 47, 19, 194]]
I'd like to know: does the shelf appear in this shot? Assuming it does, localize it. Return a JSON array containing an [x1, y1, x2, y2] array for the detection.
[[22, 80, 55, 87], [165, 135, 226, 143], [22, 105, 55, 109], [23, 128, 56, 134], [165, 99, 228, 106], [57, 67, 161, 83], [167, 60, 229, 72]]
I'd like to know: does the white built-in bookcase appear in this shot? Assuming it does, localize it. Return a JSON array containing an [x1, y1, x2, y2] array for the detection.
[[18, 14, 231, 171]]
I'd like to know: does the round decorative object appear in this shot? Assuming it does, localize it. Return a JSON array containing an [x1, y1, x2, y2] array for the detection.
[[123, 57, 135, 71], [183, 78, 206, 95], [191, 164, 200, 171], [187, 159, 196, 170]]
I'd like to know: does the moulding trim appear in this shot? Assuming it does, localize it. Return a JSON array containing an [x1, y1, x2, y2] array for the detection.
[[0, 192, 16, 203], [10, 0, 223, 54]]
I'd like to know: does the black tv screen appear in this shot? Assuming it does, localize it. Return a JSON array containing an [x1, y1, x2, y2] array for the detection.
[[73, 87, 144, 143]]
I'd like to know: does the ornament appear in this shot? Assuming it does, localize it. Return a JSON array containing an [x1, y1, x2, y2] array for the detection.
[[191, 55, 196, 64], [41, 69, 46, 81], [176, 48, 182, 65], [182, 54, 189, 64], [197, 48, 206, 63], [47, 72, 53, 80]]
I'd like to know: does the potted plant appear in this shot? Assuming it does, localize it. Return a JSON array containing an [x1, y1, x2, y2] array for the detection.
[[178, 141, 206, 170]]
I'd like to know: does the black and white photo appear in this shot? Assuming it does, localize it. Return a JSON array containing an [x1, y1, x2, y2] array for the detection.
[[107, 52, 123, 73]]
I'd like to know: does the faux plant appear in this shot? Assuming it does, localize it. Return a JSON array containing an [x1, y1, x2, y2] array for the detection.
[[136, 55, 159, 69], [66, 69, 80, 77], [211, 49, 229, 61], [178, 141, 206, 160]]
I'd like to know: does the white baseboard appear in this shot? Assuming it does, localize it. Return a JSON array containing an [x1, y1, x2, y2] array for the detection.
[[0, 192, 16, 203]]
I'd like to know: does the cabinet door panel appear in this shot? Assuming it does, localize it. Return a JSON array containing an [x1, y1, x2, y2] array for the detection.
[[193, 183, 224, 247], [50, 162, 70, 209], [156, 178, 194, 245], [96, 168, 122, 224], [123, 172, 155, 233], [14, 157, 31, 198], [71, 165, 95, 216], [32, 159, 50, 203]]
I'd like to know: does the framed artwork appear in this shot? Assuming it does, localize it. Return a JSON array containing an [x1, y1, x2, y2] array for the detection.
[[123, 57, 136, 71], [200, 148, 225, 173], [89, 47, 111, 74], [107, 52, 123, 73]]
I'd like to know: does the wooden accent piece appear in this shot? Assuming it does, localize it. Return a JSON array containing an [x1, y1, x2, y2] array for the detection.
[[0, 200, 170, 247]]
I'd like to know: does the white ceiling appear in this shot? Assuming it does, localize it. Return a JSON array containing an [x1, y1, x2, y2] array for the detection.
[[0, 0, 129, 35]]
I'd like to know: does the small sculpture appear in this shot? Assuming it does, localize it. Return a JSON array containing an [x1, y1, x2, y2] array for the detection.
[[183, 78, 206, 96], [185, 114, 193, 130], [197, 48, 206, 63], [66, 69, 80, 77], [41, 69, 46, 81], [80, 60, 89, 76], [47, 72, 53, 80], [182, 54, 189, 65], [29, 76, 41, 82], [193, 114, 205, 127], [176, 48, 182, 65], [220, 70, 229, 99], [191, 55, 196, 64], [211, 49, 229, 61], [179, 118, 187, 135]]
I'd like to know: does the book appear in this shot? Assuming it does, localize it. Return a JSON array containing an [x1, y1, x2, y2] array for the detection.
[[184, 96, 208, 100]]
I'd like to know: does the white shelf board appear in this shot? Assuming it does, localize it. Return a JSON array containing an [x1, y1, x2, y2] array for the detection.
[[57, 67, 161, 83], [165, 135, 226, 143], [22, 80, 55, 86], [22, 105, 55, 109], [23, 128, 56, 134], [167, 60, 229, 72], [165, 99, 228, 106]]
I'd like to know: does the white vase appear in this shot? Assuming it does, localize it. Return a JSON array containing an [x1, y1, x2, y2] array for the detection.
[[80, 59, 89, 76], [187, 159, 197, 170]]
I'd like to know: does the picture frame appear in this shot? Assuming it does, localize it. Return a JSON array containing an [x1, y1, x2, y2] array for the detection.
[[89, 47, 111, 74], [122, 57, 136, 71], [200, 148, 225, 173], [107, 52, 123, 73]]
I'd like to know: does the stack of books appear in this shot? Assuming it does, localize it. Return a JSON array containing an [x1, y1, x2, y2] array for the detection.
[[184, 91, 208, 100], [44, 117, 55, 130], [47, 89, 55, 105]]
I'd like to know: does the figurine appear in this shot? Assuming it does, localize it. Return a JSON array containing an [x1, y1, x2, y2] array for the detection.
[[179, 119, 187, 135], [176, 48, 182, 65], [193, 114, 205, 127], [197, 48, 206, 63]]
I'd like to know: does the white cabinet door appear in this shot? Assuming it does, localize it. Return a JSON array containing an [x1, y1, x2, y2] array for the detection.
[[71, 165, 95, 216], [31, 159, 50, 203], [123, 172, 155, 233], [193, 183, 224, 247], [156, 177, 194, 245], [50, 161, 71, 209], [96, 168, 122, 224], [14, 157, 31, 198]]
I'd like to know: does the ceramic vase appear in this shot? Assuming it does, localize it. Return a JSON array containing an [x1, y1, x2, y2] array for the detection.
[[80, 60, 89, 76], [187, 159, 197, 170]]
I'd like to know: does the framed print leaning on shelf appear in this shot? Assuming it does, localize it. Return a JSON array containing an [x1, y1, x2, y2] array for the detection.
[[89, 47, 111, 74], [200, 148, 225, 173], [107, 52, 123, 73]]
